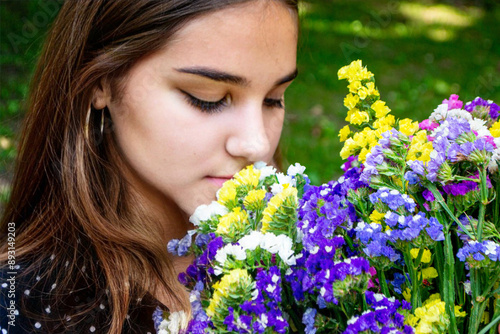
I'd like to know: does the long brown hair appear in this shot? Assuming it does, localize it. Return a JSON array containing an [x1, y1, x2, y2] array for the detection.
[[0, 0, 298, 332]]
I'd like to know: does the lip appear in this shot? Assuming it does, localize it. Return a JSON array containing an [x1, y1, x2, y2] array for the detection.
[[205, 176, 233, 188]]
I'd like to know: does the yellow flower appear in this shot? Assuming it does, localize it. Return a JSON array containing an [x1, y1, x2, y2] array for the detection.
[[410, 248, 432, 264], [369, 209, 385, 224], [421, 267, 438, 280], [243, 189, 266, 211], [233, 165, 260, 188], [344, 93, 360, 109], [403, 288, 411, 302], [490, 120, 500, 137], [406, 294, 452, 334], [340, 138, 358, 160], [339, 125, 351, 142], [456, 305, 467, 318], [217, 180, 237, 207], [216, 207, 248, 236], [261, 185, 297, 233], [358, 147, 370, 163], [399, 118, 420, 136], [357, 87, 368, 100], [350, 111, 370, 125], [207, 269, 252, 318], [338, 60, 373, 83], [373, 115, 395, 129], [353, 132, 368, 148], [365, 82, 379, 97], [407, 133, 433, 163], [348, 80, 362, 93], [371, 100, 391, 118]]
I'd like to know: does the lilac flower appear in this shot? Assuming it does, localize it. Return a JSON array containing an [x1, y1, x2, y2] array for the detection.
[[404, 171, 420, 185], [407, 160, 425, 175], [369, 188, 416, 212], [302, 308, 317, 334], [457, 240, 500, 263]]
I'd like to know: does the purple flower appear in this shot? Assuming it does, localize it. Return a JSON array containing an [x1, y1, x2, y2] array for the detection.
[[422, 189, 435, 202], [465, 96, 500, 120]]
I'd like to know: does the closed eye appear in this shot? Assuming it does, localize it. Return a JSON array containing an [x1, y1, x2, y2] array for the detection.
[[181, 90, 229, 114], [264, 98, 284, 109]]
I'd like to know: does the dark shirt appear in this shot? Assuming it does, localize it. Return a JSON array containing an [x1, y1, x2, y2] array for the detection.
[[0, 261, 159, 333]]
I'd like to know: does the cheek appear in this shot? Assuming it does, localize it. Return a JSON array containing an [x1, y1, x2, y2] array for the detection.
[[266, 110, 285, 150]]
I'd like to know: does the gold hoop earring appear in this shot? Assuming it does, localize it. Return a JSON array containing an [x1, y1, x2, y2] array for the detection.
[[85, 106, 92, 141], [85, 106, 105, 140]]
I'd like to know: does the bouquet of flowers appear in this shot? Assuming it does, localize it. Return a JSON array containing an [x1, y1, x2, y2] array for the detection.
[[154, 60, 500, 334]]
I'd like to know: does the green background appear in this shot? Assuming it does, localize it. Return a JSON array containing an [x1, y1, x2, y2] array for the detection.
[[1, 0, 500, 209]]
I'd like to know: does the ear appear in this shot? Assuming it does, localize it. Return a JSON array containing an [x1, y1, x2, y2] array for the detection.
[[92, 79, 111, 110]]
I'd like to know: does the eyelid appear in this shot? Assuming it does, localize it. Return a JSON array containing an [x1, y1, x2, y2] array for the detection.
[[180, 90, 229, 114]]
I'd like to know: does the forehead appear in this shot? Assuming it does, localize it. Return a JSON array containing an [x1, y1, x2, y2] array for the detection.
[[155, 1, 298, 73]]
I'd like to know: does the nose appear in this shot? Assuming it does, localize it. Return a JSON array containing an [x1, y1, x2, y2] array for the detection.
[[225, 104, 274, 162]]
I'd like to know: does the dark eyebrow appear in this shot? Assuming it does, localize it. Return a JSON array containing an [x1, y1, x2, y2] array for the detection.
[[175, 67, 298, 87], [175, 67, 249, 86], [276, 68, 298, 86]]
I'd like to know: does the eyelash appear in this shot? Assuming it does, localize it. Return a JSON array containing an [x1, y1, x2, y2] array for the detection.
[[182, 91, 284, 114]]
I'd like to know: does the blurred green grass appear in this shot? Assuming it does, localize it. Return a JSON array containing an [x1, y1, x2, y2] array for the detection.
[[1, 0, 499, 207]]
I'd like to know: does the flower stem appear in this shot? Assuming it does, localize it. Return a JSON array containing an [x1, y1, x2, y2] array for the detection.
[[378, 269, 391, 298], [477, 167, 488, 242], [444, 228, 458, 334]]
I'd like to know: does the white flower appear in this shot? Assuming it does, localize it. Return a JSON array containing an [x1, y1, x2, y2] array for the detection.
[[287, 163, 306, 176], [469, 118, 490, 138], [158, 311, 189, 334], [429, 103, 449, 122], [484, 241, 499, 257], [189, 201, 228, 225], [277, 172, 293, 186], [254, 161, 277, 181], [215, 244, 246, 265], [270, 183, 284, 195], [239, 231, 264, 251]]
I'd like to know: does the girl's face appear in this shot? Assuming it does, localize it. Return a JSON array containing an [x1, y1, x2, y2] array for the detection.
[[99, 1, 298, 219]]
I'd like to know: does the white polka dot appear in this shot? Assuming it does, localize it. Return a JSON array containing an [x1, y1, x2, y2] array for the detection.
[[89, 326, 96, 332], [99, 304, 105, 310], [1, 283, 7, 288], [66, 316, 72, 322], [51, 283, 57, 290], [14, 265, 20, 270], [34, 322, 42, 329], [126, 314, 130, 320], [3, 328, 8, 334], [50, 254, 55, 260], [45, 306, 51, 314], [136, 297, 142, 302], [65, 261, 69, 267], [36, 275, 41, 281], [24, 289, 30, 296]]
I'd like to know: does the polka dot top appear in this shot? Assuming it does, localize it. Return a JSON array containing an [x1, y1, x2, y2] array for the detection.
[[0, 258, 160, 333]]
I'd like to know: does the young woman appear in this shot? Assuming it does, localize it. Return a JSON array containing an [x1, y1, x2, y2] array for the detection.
[[0, 0, 298, 332]]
